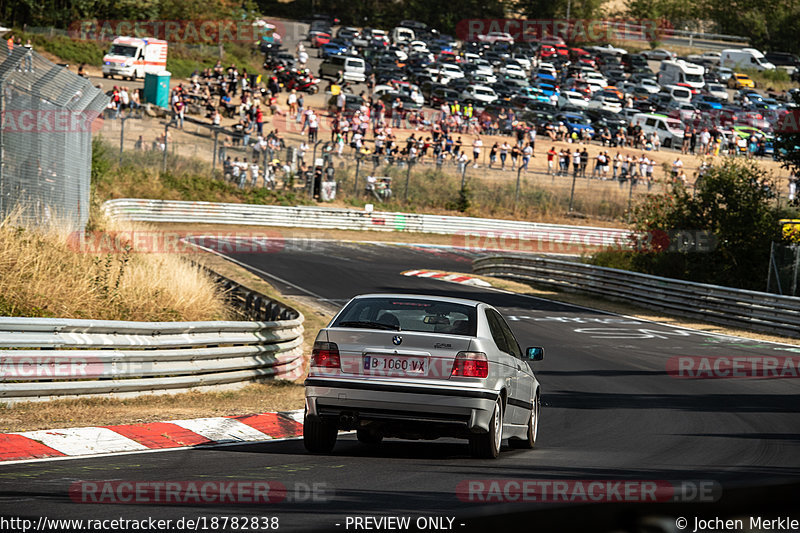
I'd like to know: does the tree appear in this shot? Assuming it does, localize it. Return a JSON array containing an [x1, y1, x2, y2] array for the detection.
[[593, 160, 790, 290], [775, 92, 800, 182]]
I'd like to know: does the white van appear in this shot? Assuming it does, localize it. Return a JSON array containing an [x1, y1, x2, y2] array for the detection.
[[660, 84, 693, 103], [319, 55, 366, 83], [720, 48, 776, 72], [102, 36, 167, 80], [392, 27, 415, 45], [658, 60, 705, 91], [632, 113, 684, 148]]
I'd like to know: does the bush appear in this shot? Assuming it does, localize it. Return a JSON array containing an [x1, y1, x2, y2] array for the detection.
[[591, 159, 798, 290]]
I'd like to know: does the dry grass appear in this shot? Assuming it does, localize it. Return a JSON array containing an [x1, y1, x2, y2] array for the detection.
[[0, 223, 328, 431], [0, 382, 306, 432], [0, 209, 229, 321]]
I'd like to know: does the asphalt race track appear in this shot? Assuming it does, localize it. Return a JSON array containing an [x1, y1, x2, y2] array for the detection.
[[1, 240, 799, 532]]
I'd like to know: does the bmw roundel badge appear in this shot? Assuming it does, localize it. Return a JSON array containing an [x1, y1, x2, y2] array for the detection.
[[392, 335, 402, 345]]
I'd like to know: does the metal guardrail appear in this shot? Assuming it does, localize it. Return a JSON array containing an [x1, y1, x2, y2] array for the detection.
[[0, 274, 305, 403], [209, 271, 300, 322], [102, 199, 633, 248], [473, 255, 800, 339]]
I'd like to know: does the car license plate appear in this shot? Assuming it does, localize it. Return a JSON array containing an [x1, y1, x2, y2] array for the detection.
[[363, 355, 427, 376]]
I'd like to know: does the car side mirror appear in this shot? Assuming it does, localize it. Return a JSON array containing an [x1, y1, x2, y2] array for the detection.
[[526, 346, 544, 361]]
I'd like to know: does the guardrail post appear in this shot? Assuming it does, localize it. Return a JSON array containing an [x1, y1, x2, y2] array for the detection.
[[353, 156, 362, 196], [627, 177, 635, 221], [162, 122, 170, 172], [212, 129, 219, 174], [568, 169, 577, 212], [119, 115, 126, 163], [514, 165, 523, 212], [404, 159, 414, 203]]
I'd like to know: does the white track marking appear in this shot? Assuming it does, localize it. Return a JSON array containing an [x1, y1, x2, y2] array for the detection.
[[169, 417, 270, 443], [15, 427, 148, 456]]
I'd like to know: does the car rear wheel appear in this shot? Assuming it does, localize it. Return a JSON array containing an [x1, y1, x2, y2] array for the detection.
[[509, 394, 539, 449], [303, 415, 338, 454], [469, 399, 503, 459]]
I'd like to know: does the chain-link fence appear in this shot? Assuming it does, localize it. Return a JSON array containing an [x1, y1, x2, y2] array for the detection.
[[101, 110, 678, 219], [0, 44, 108, 229], [767, 242, 800, 296]]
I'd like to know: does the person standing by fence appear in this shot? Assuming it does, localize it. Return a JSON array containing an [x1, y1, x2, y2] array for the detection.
[[23, 39, 33, 72]]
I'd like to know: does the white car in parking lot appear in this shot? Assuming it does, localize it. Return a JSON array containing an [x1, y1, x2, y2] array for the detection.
[[704, 83, 729, 101], [477, 32, 514, 45], [537, 62, 557, 76], [558, 90, 589, 108], [584, 71, 607, 86], [588, 94, 622, 112], [642, 48, 676, 61], [303, 294, 544, 459], [636, 78, 661, 94], [438, 63, 465, 81], [500, 62, 526, 78], [409, 40, 430, 53], [461, 85, 498, 104]]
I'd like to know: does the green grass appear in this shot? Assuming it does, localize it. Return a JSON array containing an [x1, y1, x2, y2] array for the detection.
[[20, 30, 263, 79], [22, 32, 105, 65], [740, 68, 795, 91], [166, 42, 263, 79]]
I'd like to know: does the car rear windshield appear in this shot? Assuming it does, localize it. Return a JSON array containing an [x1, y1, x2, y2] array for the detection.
[[333, 298, 477, 336]]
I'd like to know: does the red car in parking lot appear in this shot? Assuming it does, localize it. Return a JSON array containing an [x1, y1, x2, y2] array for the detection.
[[310, 32, 331, 48]]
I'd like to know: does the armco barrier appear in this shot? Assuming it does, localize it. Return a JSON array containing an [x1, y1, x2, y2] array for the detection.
[[101, 199, 633, 249], [473, 255, 800, 339], [0, 274, 305, 403]]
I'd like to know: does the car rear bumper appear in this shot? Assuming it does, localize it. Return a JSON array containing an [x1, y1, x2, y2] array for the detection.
[[304, 377, 498, 433]]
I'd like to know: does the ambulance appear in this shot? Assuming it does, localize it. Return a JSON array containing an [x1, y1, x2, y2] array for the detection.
[[102, 36, 168, 80]]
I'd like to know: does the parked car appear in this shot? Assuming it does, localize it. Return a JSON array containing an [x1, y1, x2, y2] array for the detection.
[[642, 48, 676, 61], [461, 85, 499, 105], [728, 72, 756, 89], [558, 90, 589, 108], [704, 82, 729, 101], [555, 112, 595, 136]]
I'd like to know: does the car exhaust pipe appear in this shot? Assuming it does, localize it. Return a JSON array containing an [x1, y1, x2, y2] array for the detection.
[[339, 412, 358, 428]]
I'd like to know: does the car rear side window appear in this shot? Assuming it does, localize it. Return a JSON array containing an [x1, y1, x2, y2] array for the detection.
[[489, 309, 522, 358], [333, 298, 477, 336], [485, 309, 511, 355]]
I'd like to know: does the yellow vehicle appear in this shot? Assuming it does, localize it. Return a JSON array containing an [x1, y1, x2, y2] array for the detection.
[[781, 219, 800, 243], [728, 72, 756, 89]]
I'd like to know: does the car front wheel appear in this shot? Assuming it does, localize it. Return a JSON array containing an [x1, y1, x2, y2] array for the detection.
[[303, 414, 338, 454], [469, 399, 503, 458]]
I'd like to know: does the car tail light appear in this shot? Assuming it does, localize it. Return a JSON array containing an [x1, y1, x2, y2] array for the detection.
[[311, 342, 340, 368], [451, 351, 489, 378]]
